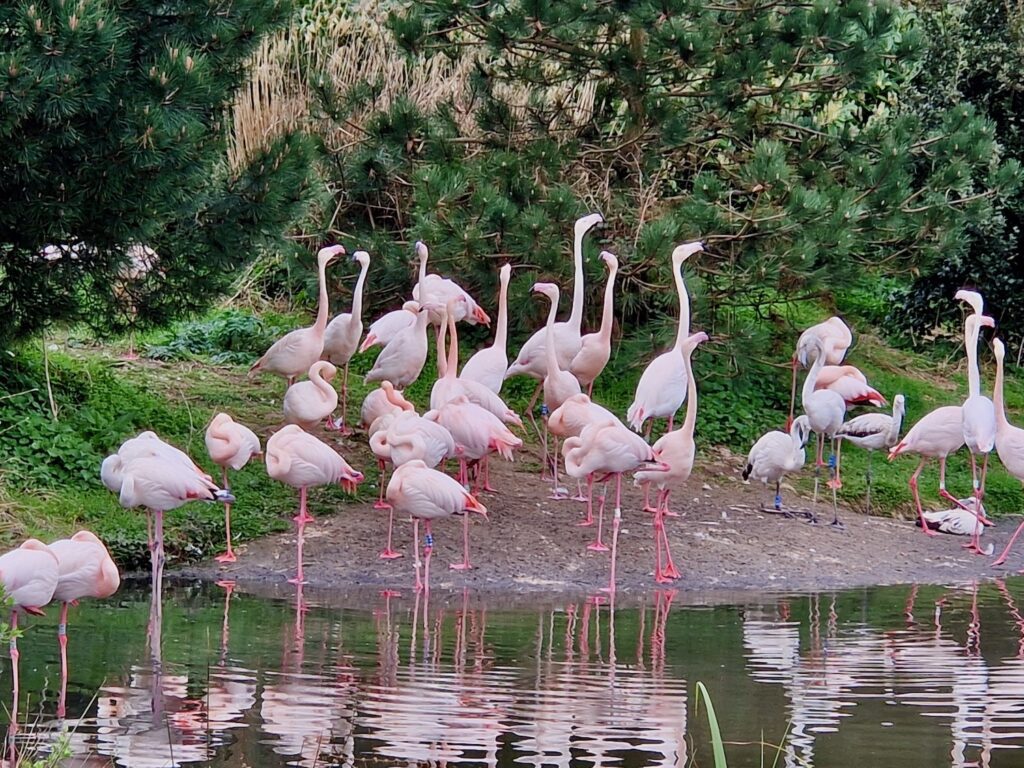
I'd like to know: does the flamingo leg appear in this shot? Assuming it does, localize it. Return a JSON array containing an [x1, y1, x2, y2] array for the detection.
[[865, 450, 874, 514], [600, 474, 623, 595], [787, 355, 798, 432], [423, 520, 434, 593], [572, 478, 587, 503], [587, 479, 610, 551], [643, 482, 656, 513], [964, 453, 986, 554], [450, 504, 473, 571], [654, 499, 664, 582], [909, 457, 936, 537], [412, 518, 423, 592], [813, 433, 824, 503], [550, 436, 567, 499], [482, 456, 497, 493], [289, 488, 308, 585], [152, 508, 165, 607], [937, 457, 975, 513], [662, 488, 678, 518], [216, 467, 237, 564], [541, 411, 551, 481], [828, 438, 843, 490], [659, 490, 681, 580], [379, 502, 403, 560], [57, 602, 69, 719], [9, 611, 18, 740], [578, 474, 595, 527], [374, 460, 389, 509], [146, 510, 153, 554], [587, 382, 594, 397], [294, 484, 314, 524], [523, 381, 544, 456], [829, 440, 843, 529], [339, 362, 352, 435], [994, 519, 1024, 567], [667, 414, 674, 432]]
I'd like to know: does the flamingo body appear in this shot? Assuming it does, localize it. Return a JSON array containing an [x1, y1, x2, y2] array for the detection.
[[205, 413, 261, 471], [364, 308, 432, 389], [50, 531, 120, 604], [283, 361, 339, 429], [0, 540, 59, 613], [359, 302, 419, 353]]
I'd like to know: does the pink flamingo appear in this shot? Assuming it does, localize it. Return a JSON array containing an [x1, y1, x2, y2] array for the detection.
[[627, 241, 704, 436], [0, 540, 59, 713], [360, 380, 415, 429], [385, 460, 487, 593], [323, 250, 371, 432], [506, 213, 603, 441], [888, 405, 968, 535], [364, 306, 432, 389], [801, 337, 847, 525], [634, 331, 709, 582], [428, 395, 521, 568], [535, 281, 582, 495], [548, 393, 618, 509], [956, 293, 997, 553], [990, 339, 1024, 566], [412, 241, 491, 326], [49, 531, 120, 717], [570, 251, 618, 396], [563, 420, 667, 593], [359, 301, 420, 353], [205, 413, 262, 563], [787, 316, 852, 429], [461, 263, 512, 394], [249, 245, 346, 385], [265, 424, 363, 584], [283, 361, 339, 430]]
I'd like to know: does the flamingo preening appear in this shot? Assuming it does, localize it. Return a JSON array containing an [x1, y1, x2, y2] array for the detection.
[[788, 317, 852, 430], [744, 416, 812, 517], [205, 413, 262, 564]]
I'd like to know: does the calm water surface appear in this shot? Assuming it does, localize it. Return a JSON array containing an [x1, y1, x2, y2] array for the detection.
[[4, 579, 1024, 766]]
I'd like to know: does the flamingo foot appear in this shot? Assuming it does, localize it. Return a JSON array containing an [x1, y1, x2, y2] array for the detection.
[[655, 572, 675, 585], [287, 577, 308, 585], [483, 482, 498, 493], [662, 563, 681, 579], [449, 562, 473, 571], [373, 501, 390, 510], [962, 541, 986, 555], [215, 551, 237, 564], [587, 541, 610, 553], [379, 589, 402, 598], [378, 548, 404, 560], [663, 508, 680, 518], [549, 489, 569, 500], [294, 513, 315, 524], [577, 518, 595, 527], [827, 479, 842, 490]]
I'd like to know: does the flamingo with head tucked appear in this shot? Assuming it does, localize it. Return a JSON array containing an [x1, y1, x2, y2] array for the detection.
[[283, 361, 339, 430], [787, 317, 853, 429], [627, 241, 704, 436], [323, 250, 371, 432], [461, 263, 512, 394], [570, 251, 618, 395], [266, 424, 363, 584], [249, 245, 345, 386], [205, 413, 262, 563]]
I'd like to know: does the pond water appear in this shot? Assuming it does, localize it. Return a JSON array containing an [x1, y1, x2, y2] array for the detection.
[[4, 578, 1024, 767]]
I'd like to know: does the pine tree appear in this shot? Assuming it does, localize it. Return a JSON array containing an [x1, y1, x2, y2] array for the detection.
[[0, 0, 321, 344]]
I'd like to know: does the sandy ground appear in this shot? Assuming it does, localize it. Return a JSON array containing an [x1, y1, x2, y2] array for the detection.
[[177, 435, 1024, 598]]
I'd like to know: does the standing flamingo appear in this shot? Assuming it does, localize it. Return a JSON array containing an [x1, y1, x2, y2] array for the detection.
[[956, 295, 997, 553], [536, 282, 582, 495], [634, 331, 709, 582], [249, 245, 346, 385], [265, 424, 363, 584], [205, 413, 262, 564], [627, 241, 704, 436], [570, 251, 618, 395], [787, 317, 853, 429], [360, 301, 420, 352], [412, 241, 490, 326], [364, 306, 433, 389], [743, 416, 812, 516], [385, 460, 487, 593], [460, 263, 512, 393], [506, 213, 603, 440], [834, 395, 906, 513], [360, 381, 415, 429], [49, 531, 120, 717], [801, 338, 847, 526], [548, 393, 618, 510], [283, 361, 339, 430], [323, 250, 371, 432], [990, 340, 1024, 566], [0, 540, 59, 719]]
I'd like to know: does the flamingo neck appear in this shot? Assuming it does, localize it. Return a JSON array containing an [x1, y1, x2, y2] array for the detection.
[[598, 265, 618, 341], [994, 351, 1008, 429], [418, 248, 428, 287], [313, 366, 333, 398], [672, 258, 690, 351], [801, 343, 827, 405], [680, 345, 698, 438], [544, 291, 560, 377], [965, 318, 982, 398], [313, 257, 330, 334], [447, 311, 459, 378], [495, 272, 510, 350], [436, 320, 448, 378], [568, 230, 585, 332], [351, 260, 369, 323]]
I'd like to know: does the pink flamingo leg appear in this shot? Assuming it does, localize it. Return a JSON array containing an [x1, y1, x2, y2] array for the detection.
[[643, 482, 656, 514], [654, 496, 664, 582], [963, 454, 986, 554], [482, 456, 497, 493], [216, 468, 237, 563], [994, 518, 1024, 567], [549, 436, 568, 499], [662, 489, 678, 518], [813, 433, 824, 503], [587, 479, 610, 551], [600, 475, 624, 594], [294, 485, 315, 525], [57, 602, 68, 719], [9, 611, 18, 744], [937, 456, 975, 513], [379, 503, 403, 560], [289, 502, 307, 585], [146, 510, 153, 554], [667, 414, 674, 432], [786, 355, 798, 432], [423, 521, 434, 593], [578, 475, 595, 526], [909, 458, 937, 537], [450, 506, 473, 571], [659, 491, 681, 579], [151, 508, 165, 607], [412, 518, 423, 592], [374, 460, 390, 510], [339, 362, 353, 435], [572, 479, 587, 502]]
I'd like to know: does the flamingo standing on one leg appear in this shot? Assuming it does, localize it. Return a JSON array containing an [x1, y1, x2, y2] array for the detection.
[[990, 339, 1024, 566], [627, 241, 704, 437], [633, 331, 709, 582], [205, 413, 262, 564], [461, 263, 512, 394], [743, 416, 812, 516], [265, 424, 364, 584], [0, 540, 59, 721], [249, 245, 346, 386], [801, 338, 847, 527], [506, 213, 603, 446], [386, 460, 487, 593], [570, 251, 619, 396], [364, 306, 433, 390], [323, 250, 371, 432], [956, 295, 997, 553], [788, 317, 853, 430], [834, 395, 906, 513], [48, 531, 120, 718]]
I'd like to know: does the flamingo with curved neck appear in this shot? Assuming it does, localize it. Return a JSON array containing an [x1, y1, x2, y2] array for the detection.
[[283, 361, 339, 430], [323, 251, 371, 432], [570, 251, 619, 395]]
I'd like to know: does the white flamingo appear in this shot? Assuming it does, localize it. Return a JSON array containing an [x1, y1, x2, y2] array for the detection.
[[743, 416, 812, 517], [412, 241, 490, 326], [570, 251, 618, 395], [834, 394, 906, 512], [460, 263, 511, 393], [787, 317, 853, 429], [364, 306, 432, 389], [359, 301, 420, 353], [282, 361, 338, 430]]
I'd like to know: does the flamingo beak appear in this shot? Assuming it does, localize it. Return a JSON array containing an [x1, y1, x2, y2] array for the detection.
[[341, 472, 364, 493], [473, 306, 491, 325], [465, 495, 488, 518]]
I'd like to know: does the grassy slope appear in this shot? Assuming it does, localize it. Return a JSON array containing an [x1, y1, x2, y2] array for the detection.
[[1, 306, 1022, 574]]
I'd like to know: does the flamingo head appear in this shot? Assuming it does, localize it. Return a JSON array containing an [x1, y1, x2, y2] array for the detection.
[[464, 493, 488, 518], [317, 244, 346, 265], [531, 282, 559, 302], [340, 469, 364, 494], [994, 338, 1006, 362], [671, 240, 704, 265], [599, 250, 619, 271], [352, 250, 370, 267], [499, 263, 512, 282], [402, 300, 420, 313], [574, 212, 604, 240], [954, 289, 985, 316], [471, 303, 491, 325], [791, 415, 812, 447], [414, 241, 428, 262], [893, 393, 906, 417]]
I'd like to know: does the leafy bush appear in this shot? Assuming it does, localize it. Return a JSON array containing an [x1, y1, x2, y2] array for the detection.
[[145, 308, 295, 365]]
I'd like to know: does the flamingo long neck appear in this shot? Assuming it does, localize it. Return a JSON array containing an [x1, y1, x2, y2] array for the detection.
[[544, 290, 560, 378], [965, 317, 982, 398], [802, 344, 827, 405], [994, 349, 1008, 430], [436, 319, 448, 378], [672, 259, 690, 351], [568, 230, 586, 333], [351, 260, 369, 324], [680, 345, 698, 438], [418, 247, 428, 287], [598, 264, 618, 342], [313, 366, 333, 399], [887, 403, 905, 445], [495, 271, 510, 350], [446, 311, 460, 379], [313, 257, 330, 334]]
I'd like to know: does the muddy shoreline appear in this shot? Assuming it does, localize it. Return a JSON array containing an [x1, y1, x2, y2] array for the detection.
[[172, 445, 1024, 599]]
